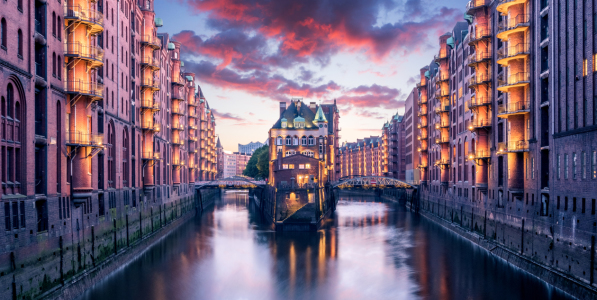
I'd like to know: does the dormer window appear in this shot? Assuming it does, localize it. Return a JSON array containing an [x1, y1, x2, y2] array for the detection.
[[294, 116, 305, 128], [281, 118, 288, 129]]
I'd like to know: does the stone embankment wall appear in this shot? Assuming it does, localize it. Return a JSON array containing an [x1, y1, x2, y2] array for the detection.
[[0, 188, 219, 300], [377, 187, 597, 300]]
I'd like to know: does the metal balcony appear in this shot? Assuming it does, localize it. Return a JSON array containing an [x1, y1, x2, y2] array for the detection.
[[435, 159, 450, 166], [434, 51, 448, 62], [172, 107, 185, 115], [497, 141, 530, 154], [468, 73, 491, 88], [497, 0, 529, 14], [416, 81, 427, 89], [172, 139, 185, 146], [437, 73, 449, 84], [141, 56, 160, 70], [172, 123, 184, 131], [141, 152, 161, 160], [497, 72, 530, 92], [435, 136, 450, 144], [435, 121, 450, 130], [465, 0, 489, 13], [141, 34, 162, 49], [418, 109, 427, 117], [140, 100, 160, 111], [141, 78, 160, 91], [418, 146, 428, 152], [468, 96, 492, 109], [497, 15, 530, 40], [434, 89, 449, 99], [435, 105, 450, 114], [65, 131, 104, 147], [468, 119, 492, 131], [468, 150, 491, 161], [468, 51, 492, 66], [64, 6, 104, 35], [141, 122, 160, 132], [65, 80, 104, 99], [497, 43, 530, 65], [172, 76, 185, 86], [418, 97, 428, 105], [64, 42, 104, 68], [498, 101, 531, 117], [468, 28, 491, 45], [417, 135, 428, 141]]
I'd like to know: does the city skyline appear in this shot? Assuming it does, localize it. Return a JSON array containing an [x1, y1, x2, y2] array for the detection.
[[154, 0, 469, 150]]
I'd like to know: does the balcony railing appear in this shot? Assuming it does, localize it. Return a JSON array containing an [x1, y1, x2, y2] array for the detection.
[[435, 136, 450, 144], [417, 122, 427, 129], [497, 43, 530, 63], [497, 72, 530, 90], [65, 80, 104, 98], [141, 78, 160, 90], [468, 51, 492, 65], [172, 107, 185, 115], [469, 118, 492, 130], [141, 34, 162, 49], [416, 81, 427, 89], [142, 152, 161, 160], [140, 100, 160, 111], [468, 73, 491, 88], [468, 28, 491, 44], [65, 131, 104, 147], [141, 56, 160, 69], [435, 121, 450, 129], [498, 101, 530, 116], [466, 0, 489, 12], [437, 73, 449, 83], [435, 105, 450, 114], [65, 42, 104, 65], [172, 139, 185, 145], [434, 89, 449, 98], [434, 51, 448, 62], [172, 76, 185, 86], [435, 159, 450, 166], [418, 109, 427, 117], [172, 123, 185, 131], [417, 134, 428, 141], [469, 150, 491, 160], [497, 141, 529, 153], [498, 15, 530, 35], [469, 95, 492, 108], [64, 6, 104, 33], [172, 159, 184, 166], [141, 122, 160, 132], [418, 146, 428, 152], [418, 97, 428, 105]]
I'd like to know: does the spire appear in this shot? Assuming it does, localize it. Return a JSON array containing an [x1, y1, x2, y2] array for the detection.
[[314, 105, 328, 123], [216, 137, 222, 148]]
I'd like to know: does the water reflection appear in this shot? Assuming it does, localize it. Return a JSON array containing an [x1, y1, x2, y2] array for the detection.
[[79, 191, 574, 300]]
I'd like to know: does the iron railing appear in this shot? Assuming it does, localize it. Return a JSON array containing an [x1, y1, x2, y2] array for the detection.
[[141, 34, 161, 48], [65, 131, 103, 146], [498, 101, 530, 115], [65, 80, 104, 97], [497, 141, 529, 152], [498, 72, 530, 89], [64, 42, 104, 62], [497, 43, 530, 61], [64, 6, 104, 27]]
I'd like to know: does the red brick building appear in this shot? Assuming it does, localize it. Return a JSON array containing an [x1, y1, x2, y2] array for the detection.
[[0, 0, 216, 297], [338, 136, 384, 178]]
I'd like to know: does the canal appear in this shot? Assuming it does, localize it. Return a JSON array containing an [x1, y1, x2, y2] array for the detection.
[[79, 191, 574, 300]]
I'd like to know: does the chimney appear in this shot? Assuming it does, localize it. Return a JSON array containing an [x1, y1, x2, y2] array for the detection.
[[310, 102, 316, 113], [280, 102, 286, 116]]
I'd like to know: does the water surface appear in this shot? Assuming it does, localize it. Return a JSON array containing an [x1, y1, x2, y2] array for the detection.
[[79, 191, 573, 300]]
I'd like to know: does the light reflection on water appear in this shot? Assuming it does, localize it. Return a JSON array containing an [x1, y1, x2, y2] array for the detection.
[[79, 191, 574, 300]]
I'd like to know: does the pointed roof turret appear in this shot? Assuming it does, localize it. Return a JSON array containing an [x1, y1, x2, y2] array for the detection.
[[216, 137, 222, 148], [313, 105, 327, 123]]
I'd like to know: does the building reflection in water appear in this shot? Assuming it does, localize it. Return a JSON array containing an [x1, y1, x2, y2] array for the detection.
[[78, 191, 574, 300]]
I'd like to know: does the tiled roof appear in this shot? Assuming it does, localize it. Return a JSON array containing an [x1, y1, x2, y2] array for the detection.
[[271, 100, 318, 130]]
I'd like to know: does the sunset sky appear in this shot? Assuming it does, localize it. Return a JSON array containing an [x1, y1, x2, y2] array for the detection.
[[155, 0, 469, 150]]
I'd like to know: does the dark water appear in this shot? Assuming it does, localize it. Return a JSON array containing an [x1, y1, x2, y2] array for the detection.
[[79, 191, 575, 300]]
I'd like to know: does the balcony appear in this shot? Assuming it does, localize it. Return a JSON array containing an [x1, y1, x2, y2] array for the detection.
[[172, 139, 185, 146], [189, 124, 197, 130], [64, 6, 104, 35], [434, 89, 449, 99], [140, 99, 160, 111], [141, 78, 160, 91], [497, 141, 530, 154], [172, 107, 185, 115], [468, 51, 492, 66], [435, 121, 450, 129], [418, 109, 427, 117], [417, 145, 428, 152], [417, 122, 427, 129], [172, 159, 185, 166], [468, 150, 491, 161], [497, 0, 529, 14], [466, 0, 489, 13], [434, 51, 448, 62], [468, 96, 492, 109], [468, 73, 491, 88], [497, 15, 530, 40], [141, 152, 161, 160], [418, 97, 428, 105], [498, 101, 530, 117], [141, 122, 160, 132], [497, 43, 530, 65], [64, 42, 104, 68], [189, 136, 198, 142], [65, 80, 104, 99], [435, 135, 450, 144], [417, 134, 428, 141], [416, 81, 427, 89], [468, 28, 491, 45], [171, 89, 185, 101], [437, 73, 449, 84], [435, 104, 450, 114], [65, 131, 104, 147], [172, 76, 185, 86], [171, 123, 184, 131], [141, 56, 160, 70], [497, 72, 530, 92], [141, 34, 162, 49], [468, 118, 492, 131], [188, 99, 197, 106], [435, 159, 450, 167]]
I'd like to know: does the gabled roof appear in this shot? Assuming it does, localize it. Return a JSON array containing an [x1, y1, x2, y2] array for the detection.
[[271, 100, 318, 129], [314, 105, 328, 123]]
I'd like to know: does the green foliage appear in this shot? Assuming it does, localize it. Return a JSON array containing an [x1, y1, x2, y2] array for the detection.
[[243, 145, 269, 180]]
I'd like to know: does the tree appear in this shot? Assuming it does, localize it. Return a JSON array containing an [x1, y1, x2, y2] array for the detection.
[[243, 145, 269, 179]]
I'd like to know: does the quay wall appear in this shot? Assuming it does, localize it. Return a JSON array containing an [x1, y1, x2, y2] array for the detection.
[[0, 187, 219, 300]]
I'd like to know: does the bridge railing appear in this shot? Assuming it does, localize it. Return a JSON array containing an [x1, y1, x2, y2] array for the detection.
[[277, 182, 319, 190]]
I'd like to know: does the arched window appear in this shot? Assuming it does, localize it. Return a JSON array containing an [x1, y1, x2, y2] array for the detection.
[[57, 56, 61, 80], [285, 136, 291, 145], [308, 136, 315, 145], [293, 136, 299, 145], [17, 0, 22, 11], [17, 29, 23, 57], [276, 136, 283, 145], [0, 18, 6, 49], [57, 17, 61, 40], [52, 52, 56, 77], [301, 136, 307, 145], [3, 83, 23, 194]]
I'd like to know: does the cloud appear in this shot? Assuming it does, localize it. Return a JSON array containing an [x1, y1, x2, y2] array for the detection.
[[358, 69, 398, 77], [339, 84, 405, 109], [211, 109, 245, 121]]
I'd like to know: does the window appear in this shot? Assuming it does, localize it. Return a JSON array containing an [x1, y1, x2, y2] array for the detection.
[[0, 18, 6, 49], [305, 164, 311, 169], [565, 154, 569, 179], [4, 203, 9, 231], [299, 164, 305, 169], [565, 197, 569, 211], [593, 151, 597, 179], [277, 136, 283, 145], [531, 158, 535, 179], [17, 29, 23, 58], [301, 136, 307, 145], [57, 56, 61, 80], [582, 152, 587, 179], [285, 136, 291, 145], [283, 164, 288, 169], [285, 150, 295, 156], [57, 17, 61, 40], [17, 0, 23, 11], [36, 200, 48, 232], [573, 153, 577, 179], [293, 136, 298, 145], [573, 197, 577, 212], [288, 164, 295, 169], [308, 136, 315, 145]]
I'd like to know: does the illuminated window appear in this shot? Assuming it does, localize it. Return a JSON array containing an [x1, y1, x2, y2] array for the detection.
[[584, 59, 588, 76], [288, 164, 295, 169], [592, 151, 597, 179], [299, 164, 305, 169], [285, 136, 291, 145], [305, 164, 311, 169], [283, 164, 288, 169], [582, 152, 587, 179]]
